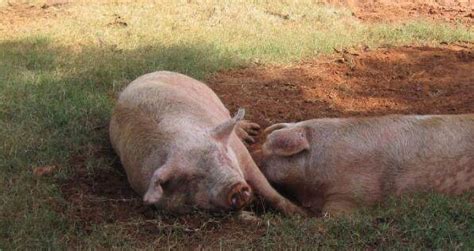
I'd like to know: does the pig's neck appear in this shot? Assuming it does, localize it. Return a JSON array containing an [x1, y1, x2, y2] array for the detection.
[[292, 156, 330, 213], [286, 174, 328, 213]]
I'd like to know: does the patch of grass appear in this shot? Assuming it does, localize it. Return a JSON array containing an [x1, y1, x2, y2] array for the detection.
[[2, 1, 473, 68], [258, 193, 474, 249], [0, 1, 473, 249]]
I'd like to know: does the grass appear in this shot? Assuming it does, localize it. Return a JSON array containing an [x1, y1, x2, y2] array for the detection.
[[0, 0, 473, 249], [258, 193, 474, 249]]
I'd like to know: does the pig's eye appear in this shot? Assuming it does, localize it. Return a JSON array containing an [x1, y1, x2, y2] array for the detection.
[[161, 179, 171, 190]]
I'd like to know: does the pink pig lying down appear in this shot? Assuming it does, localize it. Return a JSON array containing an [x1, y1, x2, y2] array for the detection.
[[109, 71, 306, 215], [255, 114, 474, 216]]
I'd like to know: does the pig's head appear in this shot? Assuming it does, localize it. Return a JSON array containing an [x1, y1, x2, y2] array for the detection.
[[143, 109, 253, 213], [255, 123, 310, 193]]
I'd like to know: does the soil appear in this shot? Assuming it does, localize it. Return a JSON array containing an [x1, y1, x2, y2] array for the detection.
[[59, 43, 474, 247], [209, 43, 474, 128], [0, 3, 62, 31], [324, 0, 474, 24]]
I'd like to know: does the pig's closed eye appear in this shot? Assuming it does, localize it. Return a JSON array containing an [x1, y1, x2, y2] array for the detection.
[[161, 179, 171, 190]]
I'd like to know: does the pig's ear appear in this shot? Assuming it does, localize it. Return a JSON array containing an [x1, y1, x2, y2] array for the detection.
[[211, 108, 245, 144], [263, 123, 291, 137], [143, 164, 175, 205], [262, 127, 309, 157]]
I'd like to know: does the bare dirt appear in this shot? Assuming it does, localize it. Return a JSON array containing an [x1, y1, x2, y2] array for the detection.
[[0, 3, 62, 31], [209, 43, 474, 128], [59, 43, 474, 247], [324, 0, 474, 24]]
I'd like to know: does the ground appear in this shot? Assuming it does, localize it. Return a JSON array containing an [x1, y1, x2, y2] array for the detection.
[[210, 44, 474, 124], [329, 0, 474, 24], [1, 0, 473, 249], [60, 42, 474, 249]]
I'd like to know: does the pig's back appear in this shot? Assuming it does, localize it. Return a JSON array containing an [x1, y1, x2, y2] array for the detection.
[[306, 114, 474, 197], [338, 114, 473, 164], [384, 115, 474, 194], [118, 71, 229, 123]]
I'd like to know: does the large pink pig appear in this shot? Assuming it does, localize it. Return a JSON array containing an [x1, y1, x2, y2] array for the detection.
[[110, 71, 306, 215]]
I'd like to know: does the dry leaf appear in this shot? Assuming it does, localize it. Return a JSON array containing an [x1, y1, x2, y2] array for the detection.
[[33, 165, 56, 177]]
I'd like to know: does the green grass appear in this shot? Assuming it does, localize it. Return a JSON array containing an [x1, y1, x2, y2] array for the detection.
[[259, 193, 474, 249], [1, 0, 473, 249]]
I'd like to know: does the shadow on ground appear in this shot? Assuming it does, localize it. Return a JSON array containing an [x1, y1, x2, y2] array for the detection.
[[1, 37, 257, 247]]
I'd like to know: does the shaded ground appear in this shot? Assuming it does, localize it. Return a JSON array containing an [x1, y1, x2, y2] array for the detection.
[[60, 44, 474, 247], [61, 149, 267, 247]]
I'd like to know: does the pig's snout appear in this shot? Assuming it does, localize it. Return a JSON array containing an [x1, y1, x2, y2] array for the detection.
[[227, 182, 252, 210]]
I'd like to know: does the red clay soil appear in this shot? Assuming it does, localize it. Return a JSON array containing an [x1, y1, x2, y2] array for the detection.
[[209, 43, 474, 129], [324, 0, 474, 24], [59, 43, 473, 247]]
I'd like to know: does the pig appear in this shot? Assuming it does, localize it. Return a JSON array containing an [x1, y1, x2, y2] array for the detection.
[[256, 114, 474, 216], [109, 71, 306, 215]]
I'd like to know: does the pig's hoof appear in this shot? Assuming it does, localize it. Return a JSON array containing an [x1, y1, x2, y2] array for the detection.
[[236, 120, 260, 145], [235, 211, 261, 223]]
